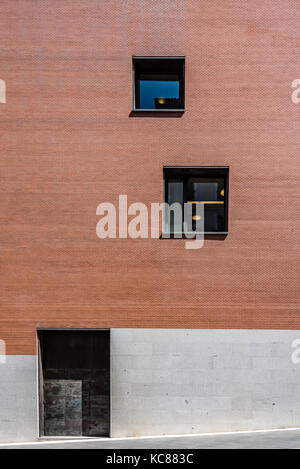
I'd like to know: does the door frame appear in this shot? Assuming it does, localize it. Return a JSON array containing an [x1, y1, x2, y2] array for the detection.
[[37, 328, 111, 438]]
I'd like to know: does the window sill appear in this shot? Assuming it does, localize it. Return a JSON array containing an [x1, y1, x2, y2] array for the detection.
[[132, 108, 185, 112], [162, 232, 228, 237], [130, 109, 185, 117]]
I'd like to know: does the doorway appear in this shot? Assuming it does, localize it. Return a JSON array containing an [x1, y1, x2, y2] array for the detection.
[[38, 329, 110, 437]]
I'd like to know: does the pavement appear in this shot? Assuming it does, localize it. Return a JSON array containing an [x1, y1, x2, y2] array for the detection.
[[1, 428, 300, 449]]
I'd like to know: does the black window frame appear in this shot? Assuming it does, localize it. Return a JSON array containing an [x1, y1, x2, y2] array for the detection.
[[132, 56, 185, 112], [163, 166, 229, 235]]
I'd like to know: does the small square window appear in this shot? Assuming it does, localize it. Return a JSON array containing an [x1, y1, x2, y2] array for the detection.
[[163, 167, 229, 234], [133, 57, 185, 111]]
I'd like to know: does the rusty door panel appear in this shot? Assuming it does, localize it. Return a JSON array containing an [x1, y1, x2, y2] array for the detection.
[[44, 379, 82, 436]]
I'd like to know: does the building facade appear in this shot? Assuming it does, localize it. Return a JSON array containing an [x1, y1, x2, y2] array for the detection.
[[0, 0, 299, 442]]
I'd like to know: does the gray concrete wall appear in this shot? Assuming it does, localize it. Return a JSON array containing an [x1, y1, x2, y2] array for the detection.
[[0, 356, 38, 442], [1, 330, 300, 442], [110, 329, 300, 437]]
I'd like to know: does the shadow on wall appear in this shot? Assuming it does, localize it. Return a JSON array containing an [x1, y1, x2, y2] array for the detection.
[[159, 234, 228, 241], [129, 110, 184, 118]]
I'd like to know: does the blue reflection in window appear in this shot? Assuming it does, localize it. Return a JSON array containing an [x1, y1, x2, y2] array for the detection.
[[139, 80, 179, 109]]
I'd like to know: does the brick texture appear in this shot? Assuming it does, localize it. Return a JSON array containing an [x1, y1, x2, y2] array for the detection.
[[0, 0, 299, 354]]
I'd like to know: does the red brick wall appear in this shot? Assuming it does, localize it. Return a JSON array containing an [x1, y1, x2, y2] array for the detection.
[[0, 0, 299, 354]]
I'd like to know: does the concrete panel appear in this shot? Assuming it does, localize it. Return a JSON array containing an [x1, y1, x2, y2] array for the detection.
[[0, 356, 38, 442], [2, 329, 300, 441], [111, 329, 300, 437]]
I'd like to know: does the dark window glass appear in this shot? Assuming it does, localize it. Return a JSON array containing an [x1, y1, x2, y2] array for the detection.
[[187, 178, 225, 232], [140, 80, 179, 109], [167, 181, 183, 233], [133, 58, 185, 110], [164, 167, 229, 234]]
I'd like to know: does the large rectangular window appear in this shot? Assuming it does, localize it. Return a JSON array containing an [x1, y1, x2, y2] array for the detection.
[[164, 167, 229, 234], [133, 57, 185, 111]]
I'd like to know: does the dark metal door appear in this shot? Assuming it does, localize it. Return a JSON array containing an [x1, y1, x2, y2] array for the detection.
[[44, 379, 82, 436]]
